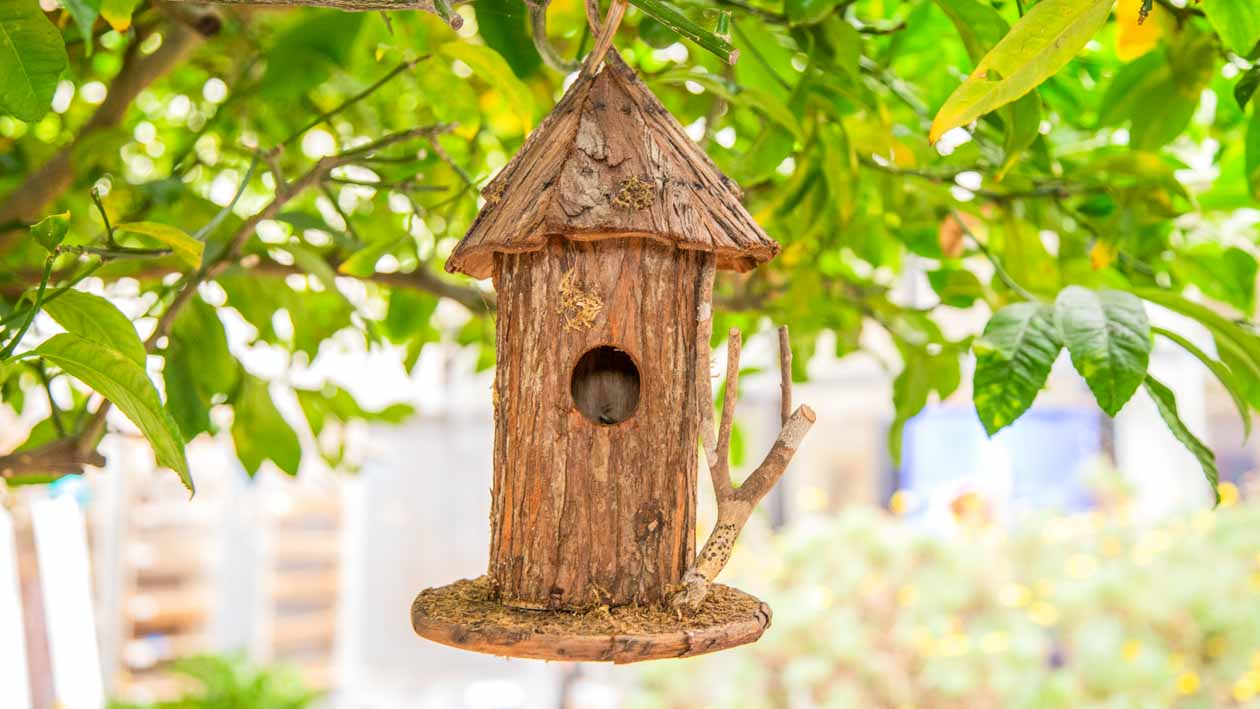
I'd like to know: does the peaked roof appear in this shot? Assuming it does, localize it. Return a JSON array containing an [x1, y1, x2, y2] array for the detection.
[[445, 50, 780, 279]]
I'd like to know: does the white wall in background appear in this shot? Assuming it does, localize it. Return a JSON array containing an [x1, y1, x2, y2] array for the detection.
[[0, 508, 32, 709], [1116, 308, 1215, 518], [32, 496, 104, 709], [336, 413, 560, 709]]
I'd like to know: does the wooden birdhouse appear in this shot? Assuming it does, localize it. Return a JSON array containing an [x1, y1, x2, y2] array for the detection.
[[412, 19, 815, 663]]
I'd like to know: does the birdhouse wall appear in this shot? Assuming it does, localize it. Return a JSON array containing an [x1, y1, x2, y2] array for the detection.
[[489, 236, 709, 609]]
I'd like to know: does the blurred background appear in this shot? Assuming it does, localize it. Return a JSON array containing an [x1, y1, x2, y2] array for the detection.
[[2, 0, 1260, 706], [3, 294, 1259, 708]]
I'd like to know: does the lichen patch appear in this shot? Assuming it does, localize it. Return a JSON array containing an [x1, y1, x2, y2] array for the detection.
[[612, 175, 654, 210], [557, 269, 603, 331]]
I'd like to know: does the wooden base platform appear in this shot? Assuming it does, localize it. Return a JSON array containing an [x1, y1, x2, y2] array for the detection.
[[411, 576, 771, 663]]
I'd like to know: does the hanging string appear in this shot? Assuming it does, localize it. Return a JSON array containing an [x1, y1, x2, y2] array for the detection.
[[579, 0, 627, 78]]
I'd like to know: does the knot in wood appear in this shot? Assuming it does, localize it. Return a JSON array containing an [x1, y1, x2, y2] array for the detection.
[[557, 269, 603, 331], [612, 176, 655, 210]]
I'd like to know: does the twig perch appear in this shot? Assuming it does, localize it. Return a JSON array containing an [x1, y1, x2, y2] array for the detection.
[[671, 261, 815, 613]]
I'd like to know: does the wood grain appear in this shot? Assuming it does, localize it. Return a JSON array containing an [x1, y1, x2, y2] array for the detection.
[[489, 238, 706, 609], [412, 578, 771, 663]]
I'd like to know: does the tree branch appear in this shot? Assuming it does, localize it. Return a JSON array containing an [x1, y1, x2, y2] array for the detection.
[[163, 0, 464, 27], [671, 323, 815, 614], [0, 438, 105, 480], [529, 0, 580, 73]]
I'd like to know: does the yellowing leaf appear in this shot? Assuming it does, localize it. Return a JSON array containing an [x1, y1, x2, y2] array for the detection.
[[1116, 0, 1162, 61], [100, 0, 142, 31], [929, 0, 1114, 143], [113, 221, 204, 269], [1090, 241, 1117, 270]]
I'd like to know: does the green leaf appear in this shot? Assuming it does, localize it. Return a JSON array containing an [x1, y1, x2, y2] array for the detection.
[[30, 333, 192, 491], [1143, 375, 1220, 504], [113, 221, 204, 269], [1200, 0, 1260, 56], [818, 121, 857, 225], [43, 289, 146, 366], [932, 0, 1009, 65], [0, 0, 68, 122], [258, 11, 367, 100], [1054, 286, 1151, 417], [383, 289, 438, 344], [1173, 244, 1257, 315], [232, 375, 301, 477], [1134, 288, 1260, 373], [932, 0, 1042, 177], [627, 0, 737, 63], [1098, 49, 1198, 150], [338, 236, 405, 278], [998, 93, 1041, 179], [439, 42, 534, 131], [929, 0, 1113, 143], [170, 296, 238, 397], [1236, 66, 1260, 109], [62, 0, 100, 51], [296, 384, 413, 437], [99, 0, 141, 31], [1217, 334, 1260, 409], [1153, 326, 1251, 439], [473, 0, 541, 78], [890, 344, 960, 465], [785, 0, 842, 26], [640, 16, 681, 48], [927, 268, 984, 308], [1248, 105, 1260, 201], [163, 346, 211, 442], [30, 211, 69, 252], [972, 302, 1063, 436]]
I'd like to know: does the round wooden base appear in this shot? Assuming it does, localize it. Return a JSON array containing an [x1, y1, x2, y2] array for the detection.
[[411, 576, 771, 663]]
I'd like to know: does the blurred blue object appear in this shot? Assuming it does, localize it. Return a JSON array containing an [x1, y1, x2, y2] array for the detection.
[[48, 475, 91, 507], [895, 405, 1104, 520]]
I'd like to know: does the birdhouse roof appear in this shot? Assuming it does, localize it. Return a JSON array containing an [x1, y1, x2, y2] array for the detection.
[[445, 51, 780, 280]]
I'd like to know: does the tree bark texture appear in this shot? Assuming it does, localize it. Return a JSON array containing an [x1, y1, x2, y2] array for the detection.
[[489, 237, 708, 610], [164, 0, 448, 11]]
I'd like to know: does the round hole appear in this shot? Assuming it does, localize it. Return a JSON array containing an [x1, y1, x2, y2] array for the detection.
[[571, 346, 640, 425]]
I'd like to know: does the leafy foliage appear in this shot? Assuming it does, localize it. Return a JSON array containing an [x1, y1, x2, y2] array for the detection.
[[631, 496, 1260, 707], [108, 653, 318, 709], [973, 302, 1060, 436], [0, 0, 1258, 498]]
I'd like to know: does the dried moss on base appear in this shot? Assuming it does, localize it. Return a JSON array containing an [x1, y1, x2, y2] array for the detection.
[[411, 576, 772, 663]]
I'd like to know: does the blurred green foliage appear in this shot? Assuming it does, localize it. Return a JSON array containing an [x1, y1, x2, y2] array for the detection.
[[630, 487, 1260, 708], [0, 0, 1258, 492], [108, 654, 317, 709]]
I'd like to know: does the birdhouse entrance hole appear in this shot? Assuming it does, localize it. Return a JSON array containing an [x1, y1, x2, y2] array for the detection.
[[571, 346, 640, 425]]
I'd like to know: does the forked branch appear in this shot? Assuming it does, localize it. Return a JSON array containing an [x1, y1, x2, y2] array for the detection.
[[671, 262, 815, 613]]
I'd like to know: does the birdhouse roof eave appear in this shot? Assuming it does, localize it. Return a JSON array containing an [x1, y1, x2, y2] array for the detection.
[[445, 230, 779, 280], [446, 50, 779, 280]]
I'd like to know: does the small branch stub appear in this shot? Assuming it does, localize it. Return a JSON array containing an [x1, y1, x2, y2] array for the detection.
[[671, 321, 815, 614]]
